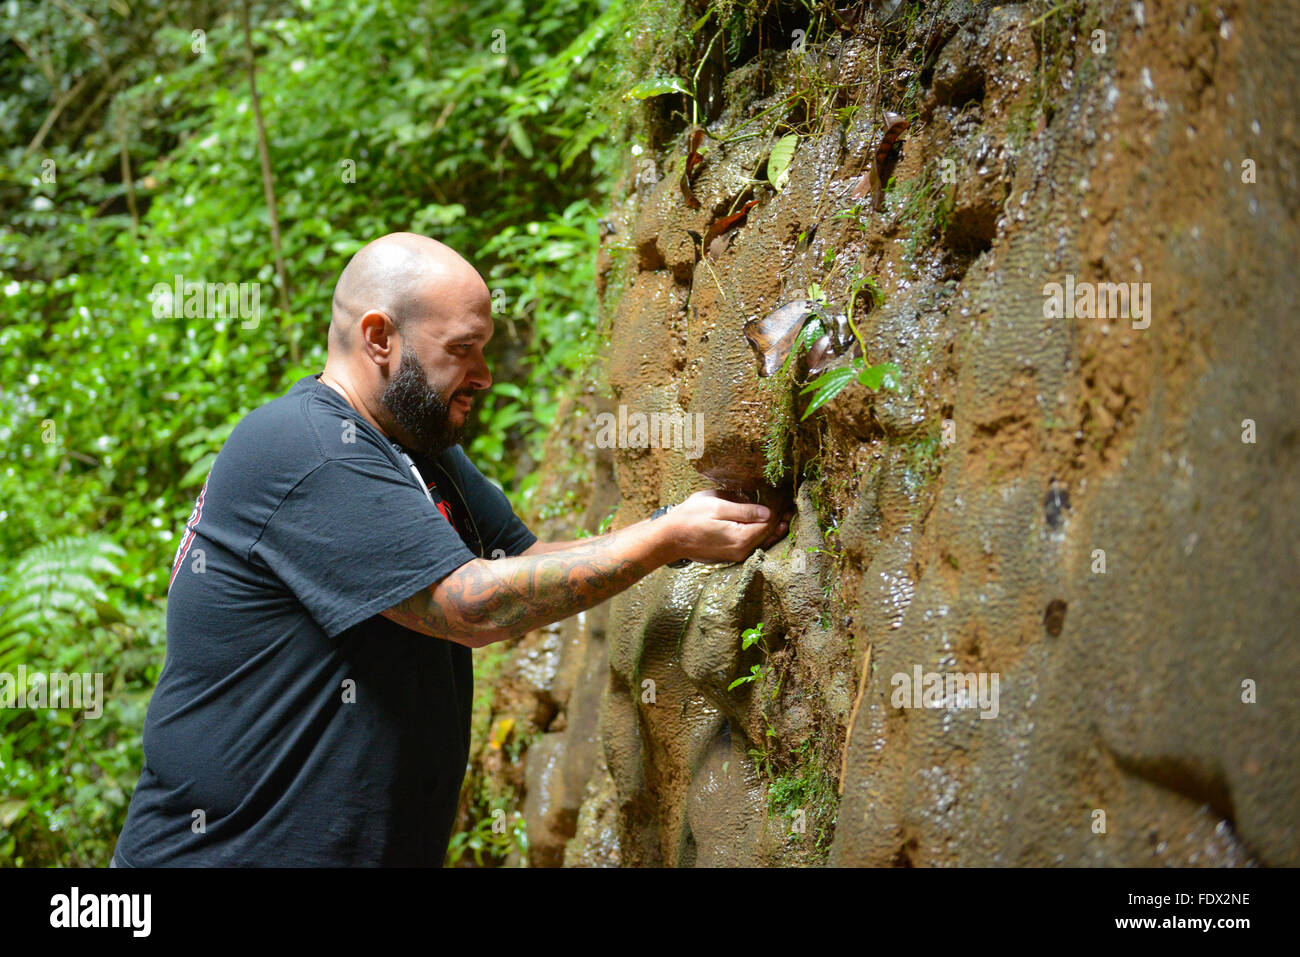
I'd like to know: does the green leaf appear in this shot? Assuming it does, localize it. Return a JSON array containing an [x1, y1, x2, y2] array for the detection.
[[690, 8, 714, 34], [179, 451, 216, 488], [857, 361, 901, 391], [624, 76, 691, 100], [491, 382, 525, 400], [767, 134, 798, 191], [411, 203, 467, 232], [775, 317, 824, 378], [507, 121, 534, 159], [0, 799, 28, 829], [727, 667, 760, 691], [798, 366, 857, 419]]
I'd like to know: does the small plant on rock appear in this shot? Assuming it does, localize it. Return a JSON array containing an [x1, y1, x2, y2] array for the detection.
[[728, 621, 769, 691]]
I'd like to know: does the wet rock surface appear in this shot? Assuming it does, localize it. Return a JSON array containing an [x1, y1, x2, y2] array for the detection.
[[464, 0, 1299, 867]]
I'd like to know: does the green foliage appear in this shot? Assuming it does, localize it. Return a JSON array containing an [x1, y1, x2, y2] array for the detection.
[[900, 427, 945, 507], [831, 199, 871, 234], [1026, 0, 1104, 120], [451, 642, 536, 868], [467, 644, 513, 757], [766, 133, 798, 191], [448, 747, 533, 868], [573, 503, 618, 539], [730, 664, 764, 690], [2, 0, 623, 595], [0, 534, 161, 867], [846, 272, 883, 321], [759, 290, 840, 486], [445, 808, 530, 868], [764, 739, 837, 855], [728, 621, 769, 691], [740, 621, 766, 652], [474, 199, 603, 501], [0, 535, 124, 643], [1, 0, 629, 867], [799, 359, 900, 419], [889, 164, 955, 269], [759, 320, 816, 485], [625, 76, 693, 100]]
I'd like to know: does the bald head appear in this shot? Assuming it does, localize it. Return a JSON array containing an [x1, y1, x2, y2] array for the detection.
[[318, 231, 494, 458], [329, 232, 486, 353]]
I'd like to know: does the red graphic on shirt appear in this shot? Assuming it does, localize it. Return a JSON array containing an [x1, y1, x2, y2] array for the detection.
[[430, 487, 459, 533]]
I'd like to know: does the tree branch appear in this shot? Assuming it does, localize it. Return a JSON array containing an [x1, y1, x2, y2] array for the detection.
[[240, 0, 296, 362]]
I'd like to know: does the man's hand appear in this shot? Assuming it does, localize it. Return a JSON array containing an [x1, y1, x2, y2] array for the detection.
[[659, 489, 792, 565]]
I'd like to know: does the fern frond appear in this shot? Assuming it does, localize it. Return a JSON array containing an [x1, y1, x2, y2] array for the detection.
[[0, 533, 125, 644]]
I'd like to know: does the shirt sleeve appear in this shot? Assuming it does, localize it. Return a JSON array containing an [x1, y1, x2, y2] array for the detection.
[[441, 445, 538, 559], [250, 457, 478, 638]]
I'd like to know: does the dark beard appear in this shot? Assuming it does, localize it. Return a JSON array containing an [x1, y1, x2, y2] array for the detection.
[[380, 348, 465, 458]]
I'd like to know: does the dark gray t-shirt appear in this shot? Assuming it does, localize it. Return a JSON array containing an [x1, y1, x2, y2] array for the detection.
[[113, 373, 535, 866]]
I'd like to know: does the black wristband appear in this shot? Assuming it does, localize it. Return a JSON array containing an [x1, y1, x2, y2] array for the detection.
[[650, 504, 693, 568]]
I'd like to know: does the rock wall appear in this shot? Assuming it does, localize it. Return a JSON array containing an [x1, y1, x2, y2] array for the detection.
[[463, 0, 1298, 866]]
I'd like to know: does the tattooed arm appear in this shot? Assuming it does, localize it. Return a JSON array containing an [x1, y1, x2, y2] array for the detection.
[[379, 516, 673, 647], [518, 539, 581, 556], [379, 491, 788, 648]]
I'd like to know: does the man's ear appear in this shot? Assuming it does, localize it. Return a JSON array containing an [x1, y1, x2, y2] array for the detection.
[[357, 310, 397, 366]]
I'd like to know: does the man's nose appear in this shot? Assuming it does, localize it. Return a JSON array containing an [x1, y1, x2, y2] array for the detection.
[[468, 356, 491, 392]]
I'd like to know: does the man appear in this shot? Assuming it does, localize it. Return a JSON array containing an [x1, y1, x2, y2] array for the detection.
[[112, 232, 788, 867]]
